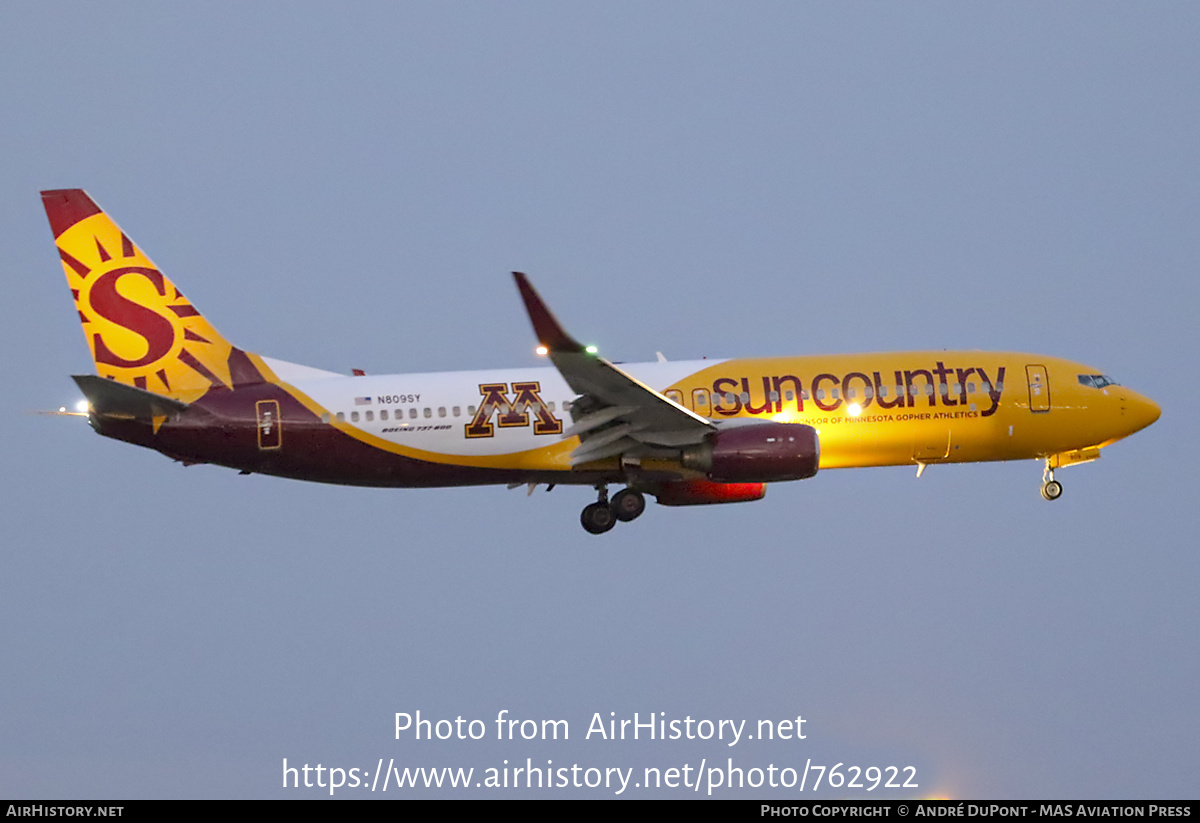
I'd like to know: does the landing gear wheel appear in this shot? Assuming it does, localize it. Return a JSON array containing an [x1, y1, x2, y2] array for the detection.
[[581, 502, 616, 534], [610, 488, 646, 522], [1041, 480, 1063, 501]]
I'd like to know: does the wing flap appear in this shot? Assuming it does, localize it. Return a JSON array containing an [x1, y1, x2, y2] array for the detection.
[[562, 405, 637, 438], [570, 437, 643, 465]]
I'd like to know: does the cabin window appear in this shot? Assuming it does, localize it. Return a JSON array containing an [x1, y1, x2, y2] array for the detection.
[[769, 390, 780, 402], [336, 412, 345, 423], [380, 410, 388, 421], [409, 408, 418, 419], [351, 411, 360, 422], [423, 408, 432, 418], [665, 390, 682, 405], [453, 406, 461, 417], [831, 388, 840, 400], [321, 412, 331, 423], [468, 405, 477, 416], [785, 390, 795, 401], [846, 388, 856, 399], [878, 386, 888, 397], [967, 382, 976, 393], [816, 389, 825, 400], [365, 410, 374, 421], [438, 407, 446, 418], [740, 392, 750, 403], [864, 386, 873, 399]]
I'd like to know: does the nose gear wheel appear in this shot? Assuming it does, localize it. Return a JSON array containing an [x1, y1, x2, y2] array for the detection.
[[1041, 461, 1063, 501]]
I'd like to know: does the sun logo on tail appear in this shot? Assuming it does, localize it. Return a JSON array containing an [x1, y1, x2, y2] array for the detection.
[[45, 190, 236, 403]]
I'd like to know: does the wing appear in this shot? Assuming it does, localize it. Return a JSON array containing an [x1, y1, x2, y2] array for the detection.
[[513, 272, 714, 466]]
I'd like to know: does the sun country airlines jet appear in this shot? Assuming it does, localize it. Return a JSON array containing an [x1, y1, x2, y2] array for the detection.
[[43, 189, 1161, 533]]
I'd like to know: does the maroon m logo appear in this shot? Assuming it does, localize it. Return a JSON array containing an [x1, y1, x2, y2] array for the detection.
[[465, 382, 563, 438]]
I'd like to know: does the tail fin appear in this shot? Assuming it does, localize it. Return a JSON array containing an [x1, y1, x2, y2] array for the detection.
[[42, 189, 257, 404]]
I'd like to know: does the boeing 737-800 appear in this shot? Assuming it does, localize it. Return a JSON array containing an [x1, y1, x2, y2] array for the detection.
[[42, 189, 1160, 533]]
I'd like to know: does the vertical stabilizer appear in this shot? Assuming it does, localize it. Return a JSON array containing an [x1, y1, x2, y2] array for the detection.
[[42, 189, 259, 404]]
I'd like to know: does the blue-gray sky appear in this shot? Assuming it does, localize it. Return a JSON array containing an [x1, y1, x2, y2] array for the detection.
[[2, 3, 1196, 799]]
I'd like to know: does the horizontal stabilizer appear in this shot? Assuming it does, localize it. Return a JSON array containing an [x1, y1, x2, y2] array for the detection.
[[73, 374, 189, 421]]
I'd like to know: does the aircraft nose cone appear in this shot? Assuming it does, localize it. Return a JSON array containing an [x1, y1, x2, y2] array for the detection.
[[1127, 392, 1161, 433]]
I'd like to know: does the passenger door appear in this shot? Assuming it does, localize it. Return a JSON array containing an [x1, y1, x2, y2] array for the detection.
[[1026, 365, 1051, 413]]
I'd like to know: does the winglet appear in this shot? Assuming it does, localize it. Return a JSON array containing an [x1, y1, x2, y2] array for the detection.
[[512, 272, 585, 353]]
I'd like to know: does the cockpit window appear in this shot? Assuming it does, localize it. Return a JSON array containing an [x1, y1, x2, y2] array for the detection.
[[1078, 374, 1119, 389]]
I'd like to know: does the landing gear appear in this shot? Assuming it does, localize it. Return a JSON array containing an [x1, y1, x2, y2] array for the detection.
[[579, 485, 646, 533], [1041, 462, 1063, 501], [1041, 480, 1063, 501], [581, 501, 616, 534], [610, 488, 646, 522]]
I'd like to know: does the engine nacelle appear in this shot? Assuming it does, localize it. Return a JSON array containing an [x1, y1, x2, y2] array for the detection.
[[680, 422, 820, 483], [652, 479, 767, 507]]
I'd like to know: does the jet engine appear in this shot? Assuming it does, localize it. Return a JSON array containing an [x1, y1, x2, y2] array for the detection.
[[680, 422, 820, 483]]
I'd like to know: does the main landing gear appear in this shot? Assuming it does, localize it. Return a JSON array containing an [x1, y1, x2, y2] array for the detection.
[[580, 484, 646, 534], [1041, 461, 1063, 501]]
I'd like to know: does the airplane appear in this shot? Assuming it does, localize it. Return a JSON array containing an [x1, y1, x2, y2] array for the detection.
[[42, 189, 1161, 534]]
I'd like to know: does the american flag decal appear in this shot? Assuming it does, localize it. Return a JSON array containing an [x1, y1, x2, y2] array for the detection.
[[355, 396, 372, 406]]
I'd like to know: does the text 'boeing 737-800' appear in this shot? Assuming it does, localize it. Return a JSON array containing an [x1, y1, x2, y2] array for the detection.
[[42, 189, 1160, 533]]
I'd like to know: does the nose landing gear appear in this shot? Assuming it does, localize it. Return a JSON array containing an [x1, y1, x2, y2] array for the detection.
[[1041, 462, 1063, 501], [580, 485, 647, 534]]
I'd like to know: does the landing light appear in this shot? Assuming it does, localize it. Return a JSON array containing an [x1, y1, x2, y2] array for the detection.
[[535, 345, 549, 356], [75, 399, 89, 414], [847, 403, 862, 417], [585, 345, 598, 354]]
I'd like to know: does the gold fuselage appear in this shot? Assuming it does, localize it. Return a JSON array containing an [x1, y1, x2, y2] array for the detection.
[[656, 352, 1159, 470]]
